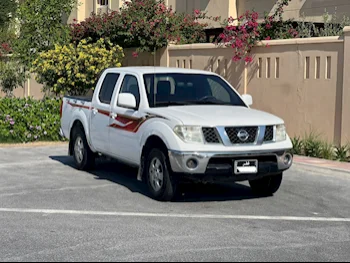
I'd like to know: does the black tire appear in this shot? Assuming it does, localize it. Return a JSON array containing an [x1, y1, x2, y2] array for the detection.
[[249, 173, 283, 196], [145, 148, 177, 201], [71, 125, 95, 171]]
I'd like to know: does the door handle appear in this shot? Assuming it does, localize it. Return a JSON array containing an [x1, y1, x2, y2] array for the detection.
[[92, 108, 98, 115], [110, 113, 117, 119]]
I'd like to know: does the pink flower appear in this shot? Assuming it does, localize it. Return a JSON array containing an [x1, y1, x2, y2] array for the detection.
[[265, 36, 271, 40], [252, 12, 259, 20], [194, 9, 201, 16], [132, 52, 138, 58], [244, 56, 253, 63], [233, 55, 241, 62], [266, 24, 272, 30], [235, 39, 243, 48]]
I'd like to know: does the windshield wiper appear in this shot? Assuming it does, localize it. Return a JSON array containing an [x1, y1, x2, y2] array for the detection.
[[154, 100, 232, 107], [185, 100, 232, 105], [154, 101, 192, 107]]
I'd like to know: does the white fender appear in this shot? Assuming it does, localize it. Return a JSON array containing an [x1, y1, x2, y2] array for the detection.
[[68, 110, 97, 152]]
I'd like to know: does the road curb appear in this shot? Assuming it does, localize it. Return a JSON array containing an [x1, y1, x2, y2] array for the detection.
[[293, 155, 350, 173], [293, 162, 350, 174]]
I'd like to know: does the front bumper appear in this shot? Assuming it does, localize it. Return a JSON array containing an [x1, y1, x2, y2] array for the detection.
[[168, 149, 293, 180]]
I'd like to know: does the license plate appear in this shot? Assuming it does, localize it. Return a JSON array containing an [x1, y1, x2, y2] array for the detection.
[[234, 160, 258, 174]]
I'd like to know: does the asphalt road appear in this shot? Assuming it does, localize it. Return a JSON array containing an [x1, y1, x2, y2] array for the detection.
[[0, 145, 349, 262]]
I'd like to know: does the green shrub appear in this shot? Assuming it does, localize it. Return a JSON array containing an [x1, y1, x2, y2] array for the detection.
[[70, 0, 211, 54], [292, 132, 350, 162], [291, 136, 304, 155], [303, 132, 323, 158], [0, 97, 64, 143], [335, 145, 349, 162], [31, 38, 124, 96], [297, 9, 350, 38], [320, 142, 335, 160]]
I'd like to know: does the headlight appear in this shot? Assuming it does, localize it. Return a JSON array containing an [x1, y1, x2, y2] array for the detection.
[[276, 124, 287, 141], [174, 126, 204, 144]]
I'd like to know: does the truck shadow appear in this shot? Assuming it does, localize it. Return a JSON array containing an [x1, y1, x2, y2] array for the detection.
[[50, 156, 265, 202]]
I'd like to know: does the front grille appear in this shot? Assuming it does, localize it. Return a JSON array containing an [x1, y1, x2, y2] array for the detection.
[[225, 127, 258, 144], [264, 126, 274, 142], [202, 127, 220, 143]]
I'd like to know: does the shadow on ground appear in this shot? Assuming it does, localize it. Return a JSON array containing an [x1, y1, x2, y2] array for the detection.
[[50, 155, 266, 202]]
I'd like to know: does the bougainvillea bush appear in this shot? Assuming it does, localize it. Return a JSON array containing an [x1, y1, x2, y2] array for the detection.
[[0, 97, 64, 143], [32, 38, 124, 96], [70, 0, 212, 55], [218, 0, 297, 62]]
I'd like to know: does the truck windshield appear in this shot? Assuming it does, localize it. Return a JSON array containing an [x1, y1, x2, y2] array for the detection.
[[143, 73, 247, 108]]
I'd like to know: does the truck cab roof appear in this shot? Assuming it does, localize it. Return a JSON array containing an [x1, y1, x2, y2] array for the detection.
[[107, 66, 218, 76]]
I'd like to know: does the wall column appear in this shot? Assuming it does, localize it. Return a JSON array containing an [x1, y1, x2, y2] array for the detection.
[[340, 27, 350, 144]]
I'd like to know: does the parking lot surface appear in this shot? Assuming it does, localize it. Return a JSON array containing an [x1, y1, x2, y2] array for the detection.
[[0, 145, 349, 262]]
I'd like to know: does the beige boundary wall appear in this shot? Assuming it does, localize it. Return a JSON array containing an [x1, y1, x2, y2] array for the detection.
[[163, 36, 347, 145], [4, 27, 350, 144]]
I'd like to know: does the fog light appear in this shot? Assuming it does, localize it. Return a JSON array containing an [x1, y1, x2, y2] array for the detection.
[[186, 159, 198, 169], [284, 153, 292, 166]]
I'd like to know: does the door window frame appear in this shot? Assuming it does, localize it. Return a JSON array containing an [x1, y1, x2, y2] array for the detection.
[[116, 74, 141, 110]]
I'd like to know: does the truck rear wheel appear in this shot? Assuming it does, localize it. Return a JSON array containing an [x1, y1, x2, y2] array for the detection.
[[145, 148, 177, 201], [72, 125, 95, 171], [249, 173, 283, 196]]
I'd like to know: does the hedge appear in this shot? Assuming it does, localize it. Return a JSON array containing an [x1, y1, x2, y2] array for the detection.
[[0, 97, 64, 143]]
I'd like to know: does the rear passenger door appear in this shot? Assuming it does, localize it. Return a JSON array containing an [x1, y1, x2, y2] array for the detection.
[[90, 72, 120, 153]]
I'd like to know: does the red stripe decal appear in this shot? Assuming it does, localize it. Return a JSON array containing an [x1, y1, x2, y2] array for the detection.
[[109, 115, 159, 133], [68, 102, 90, 110], [97, 109, 110, 117]]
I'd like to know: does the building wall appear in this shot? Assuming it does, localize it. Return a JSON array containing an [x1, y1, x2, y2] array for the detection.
[[238, 0, 350, 23], [69, 0, 350, 24]]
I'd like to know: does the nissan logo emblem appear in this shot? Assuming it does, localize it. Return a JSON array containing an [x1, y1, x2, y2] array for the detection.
[[237, 130, 249, 142]]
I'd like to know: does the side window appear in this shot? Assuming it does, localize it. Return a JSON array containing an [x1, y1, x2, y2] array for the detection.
[[98, 73, 120, 105], [118, 75, 141, 108], [207, 78, 231, 103]]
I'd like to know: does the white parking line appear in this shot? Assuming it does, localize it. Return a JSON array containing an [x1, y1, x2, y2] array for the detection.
[[0, 208, 349, 222]]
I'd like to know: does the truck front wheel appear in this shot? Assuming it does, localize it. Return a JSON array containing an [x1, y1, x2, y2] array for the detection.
[[249, 173, 283, 196], [72, 125, 95, 171], [145, 148, 177, 202]]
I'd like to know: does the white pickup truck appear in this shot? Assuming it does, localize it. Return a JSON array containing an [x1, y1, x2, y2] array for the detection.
[[60, 67, 293, 201]]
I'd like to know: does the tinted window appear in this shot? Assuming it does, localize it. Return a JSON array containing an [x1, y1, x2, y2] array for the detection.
[[143, 73, 246, 108], [119, 75, 141, 108], [207, 78, 231, 103], [99, 73, 120, 104]]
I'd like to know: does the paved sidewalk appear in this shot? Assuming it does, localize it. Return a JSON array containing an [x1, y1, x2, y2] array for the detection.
[[294, 155, 350, 173]]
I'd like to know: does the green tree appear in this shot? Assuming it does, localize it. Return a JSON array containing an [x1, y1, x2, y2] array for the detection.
[[0, 0, 17, 29], [14, 0, 77, 68], [0, 60, 27, 97]]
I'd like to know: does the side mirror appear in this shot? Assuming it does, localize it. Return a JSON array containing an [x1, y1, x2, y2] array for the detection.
[[118, 93, 137, 109], [241, 94, 253, 106]]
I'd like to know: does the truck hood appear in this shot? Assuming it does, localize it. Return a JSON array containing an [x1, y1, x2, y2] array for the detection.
[[147, 106, 284, 126]]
